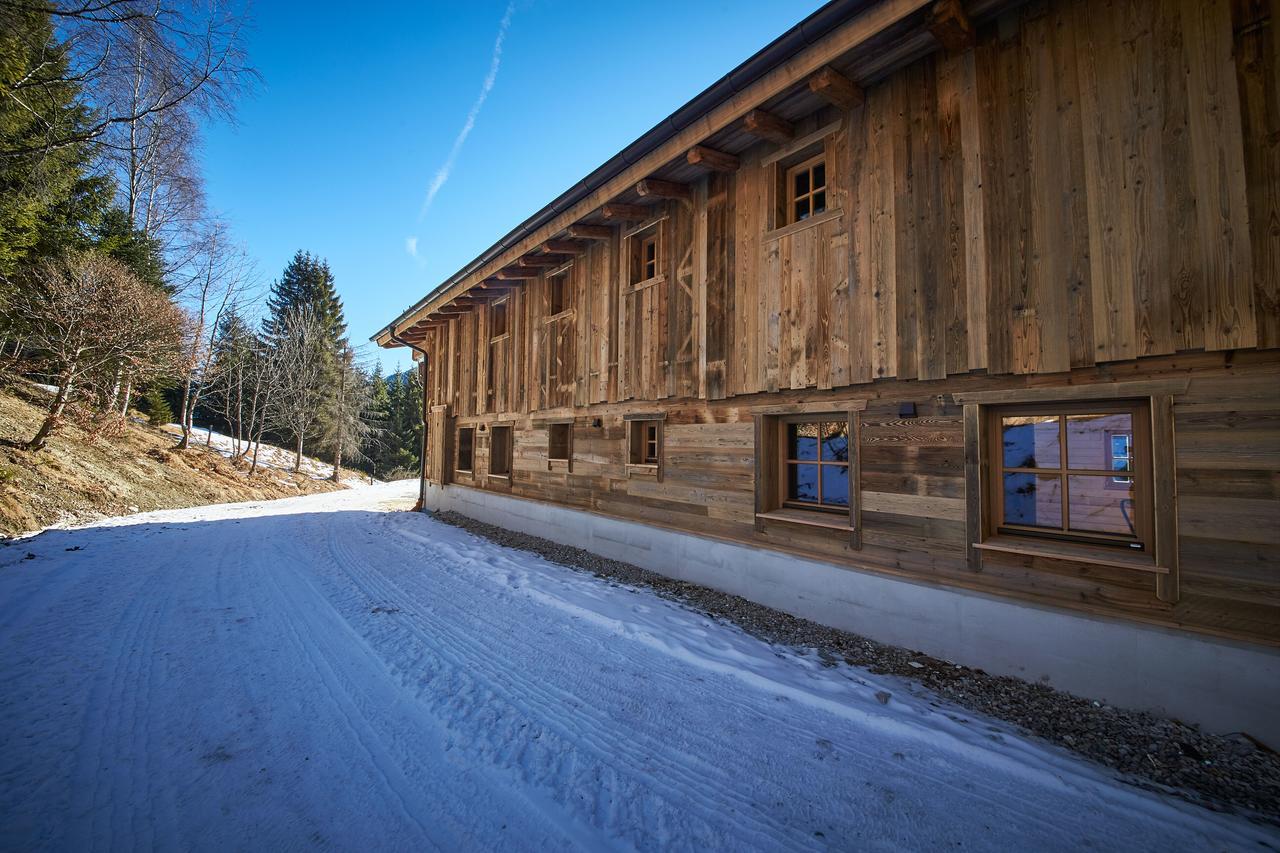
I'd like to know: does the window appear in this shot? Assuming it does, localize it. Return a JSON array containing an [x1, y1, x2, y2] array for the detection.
[[490, 425, 512, 477], [490, 299, 508, 339], [548, 422, 571, 462], [641, 234, 658, 280], [786, 155, 826, 224], [987, 402, 1150, 550], [548, 270, 569, 315], [629, 226, 661, 285], [628, 419, 662, 466], [781, 417, 849, 512], [456, 426, 475, 474]]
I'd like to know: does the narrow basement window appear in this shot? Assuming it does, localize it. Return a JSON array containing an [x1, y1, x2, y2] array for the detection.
[[489, 425, 512, 476], [629, 419, 662, 466]]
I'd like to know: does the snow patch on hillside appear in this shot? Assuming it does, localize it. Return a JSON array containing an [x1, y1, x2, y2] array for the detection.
[[164, 424, 380, 488]]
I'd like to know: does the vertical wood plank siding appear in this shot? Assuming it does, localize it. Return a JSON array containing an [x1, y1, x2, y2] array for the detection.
[[410, 0, 1279, 647]]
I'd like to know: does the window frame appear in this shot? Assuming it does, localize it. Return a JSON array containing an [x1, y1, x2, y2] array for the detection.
[[625, 414, 665, 479], [778, 414, 852, 515], [984, 400, 1152, 552], [456, 426, 475, 475], [489, 424, 512, 478], [548, 421, 572, 466], [785, 154, 827, 225], [490, 297, 509, 340], [547, 269, 570, 317]]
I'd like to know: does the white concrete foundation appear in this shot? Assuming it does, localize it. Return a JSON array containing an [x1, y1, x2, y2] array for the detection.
[[423, 481, 1280, 745]]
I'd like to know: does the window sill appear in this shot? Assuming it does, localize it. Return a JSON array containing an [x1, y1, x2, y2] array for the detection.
[[548, 458, 570, 471], [487, 473, 511, 481], [764, 207, 842, 243], [626, 463, 659, 478], [756, 508, 854, 533], [629, 274, 666, 292], [974, 536, 1169, 574]]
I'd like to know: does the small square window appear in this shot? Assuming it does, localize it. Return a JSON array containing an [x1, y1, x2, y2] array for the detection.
[[786, 155, 827, 224], [548, 271, 569, 315], [629, 419, 662, 466], [456, 427, 475, 473], [549, 422, 571, 462], [490, 425, 512, 476], [781, 418, 850, 512], [490, 299, 508, 339]]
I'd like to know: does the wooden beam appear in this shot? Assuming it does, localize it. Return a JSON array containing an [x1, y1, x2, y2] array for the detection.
[[600, 203, 650, 222], [743, 108, 794, 143], [520, 254, 571, 267], [686, 145, 739, 172], [634, 178, 691, 201], [542, 239, 585, 254], [494, 266, 541, 279], [929, 0, 974, 52], [807, 65, 864, 109], [435, 306, 469, 315], [566, 224, 613, 240]]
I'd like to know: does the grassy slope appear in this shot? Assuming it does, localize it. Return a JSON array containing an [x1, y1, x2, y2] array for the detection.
[[0, 381, 343, 537]]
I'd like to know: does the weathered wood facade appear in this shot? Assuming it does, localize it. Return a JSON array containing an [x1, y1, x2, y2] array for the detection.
[[380, 0, 1280, 651]]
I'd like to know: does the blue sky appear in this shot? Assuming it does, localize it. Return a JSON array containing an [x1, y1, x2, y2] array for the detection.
[[201, 0, 825, 372]]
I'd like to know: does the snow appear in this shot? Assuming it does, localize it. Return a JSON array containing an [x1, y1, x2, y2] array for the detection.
[[0, 483, 1273, 851], [162, 423, 380, 487]]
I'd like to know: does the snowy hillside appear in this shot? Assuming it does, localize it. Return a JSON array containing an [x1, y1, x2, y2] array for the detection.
[[163, 425, 381, 488]]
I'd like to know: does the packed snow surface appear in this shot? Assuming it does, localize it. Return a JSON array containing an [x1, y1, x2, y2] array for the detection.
[[0, 482, 1273, 851]]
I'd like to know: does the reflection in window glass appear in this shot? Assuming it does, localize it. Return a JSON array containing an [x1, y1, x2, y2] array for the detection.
[[1002, 472, 1062, 528], [821, 465, 850, 506], [789, 422, 819, 461], [1068, 475, 1136, 535], [1001, 415, 1059, 469], [821, 422, 848, 462], [784, 419, 851, 511], [1066, 413, 1132, 470]]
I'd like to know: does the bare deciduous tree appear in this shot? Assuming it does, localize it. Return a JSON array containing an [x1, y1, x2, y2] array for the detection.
[[321, 345, 376, 482], [11, 250, 185, 449], [270, 306, 328, 473]]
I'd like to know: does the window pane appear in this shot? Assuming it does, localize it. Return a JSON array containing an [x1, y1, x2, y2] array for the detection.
[[812, 191, 826, 215], [788, 464, 820, 503], [813, 162, 825, 189], [821, 422, 848, 461], [1001, 415, 1059, 469], [794, 170, 809, 196], [1068, 475, 1137, 537], [794, 197, 810, 221], [821, 464, 850, 507], [1066, 413, 1132, 470], [788, 422, 819, 460], [1002, 473, 1062, 528]]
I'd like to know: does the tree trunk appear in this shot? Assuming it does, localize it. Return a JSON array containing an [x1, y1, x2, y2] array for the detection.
[[119, 378, 133, 418], [294, 433, 304, 473], [177, 376, 193, 448], [28, 376, 73, 450], [330, 445, 342, 482]]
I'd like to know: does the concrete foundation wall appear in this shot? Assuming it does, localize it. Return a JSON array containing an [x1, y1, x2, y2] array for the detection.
[[422, 481, 1280, 745]]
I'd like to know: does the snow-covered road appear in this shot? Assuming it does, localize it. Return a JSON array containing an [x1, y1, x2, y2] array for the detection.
[[0, 482, 1273, 851]]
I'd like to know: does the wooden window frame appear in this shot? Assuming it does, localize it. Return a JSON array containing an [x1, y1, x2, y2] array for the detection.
[[547, 269, 570, 317], [625, 413, 665, 480], [488, 424, 512, 478], [785, 153, 827, 225], [490, 298, 509, 340], [959, 383, 1182, 603], [983, 400, 1152, 551], [777, 415, 853, 514], [753, 405, 863, 547], [547, 421, 572, 469], [627, 221, 664, 289], [456, 426, 475, 475]]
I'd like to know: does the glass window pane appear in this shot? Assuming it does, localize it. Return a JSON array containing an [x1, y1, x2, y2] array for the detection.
[[812, 191, 826, 215], [788, 422, 819, 460], [788, 464, 819, 503], [1068, 475, 1137, 537], [813, 162, 825, 189], [794, 170, 809, 196], [1066, 413, 1132, 470], [1001, 415, 1059, 469], [822, 465, 849, 507], [1002, 473, 1062, 529], [821, 422, 848, 461], [795, 197, 810, 221]]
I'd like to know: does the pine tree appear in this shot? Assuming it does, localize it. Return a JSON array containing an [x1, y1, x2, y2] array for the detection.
[[262, 251, 347, 346], [144, 384, 175, 426]]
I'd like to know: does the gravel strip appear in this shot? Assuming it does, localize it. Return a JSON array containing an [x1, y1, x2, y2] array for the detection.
[[431, 509, 1280, 823]]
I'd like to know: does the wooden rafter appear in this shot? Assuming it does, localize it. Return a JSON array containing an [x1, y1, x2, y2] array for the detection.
[[494, 266, 542, 280], [542, 239, 585, 254], [635, 178, 691, 201], [807, 65, 864, 109], [520, 254, 571, 267], [566, 224, 613, 240], [600, 203, 650, 222], [743, 108, 794, 143], [929, 0, 974, 52], [686, 145, 739, 172]]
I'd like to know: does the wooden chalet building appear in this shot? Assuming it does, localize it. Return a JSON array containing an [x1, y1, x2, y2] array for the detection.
[[376, 0, 1280, 740]]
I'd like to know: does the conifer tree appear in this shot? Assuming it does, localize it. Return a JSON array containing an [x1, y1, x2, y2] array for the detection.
[[262, 251, 347, 347]]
